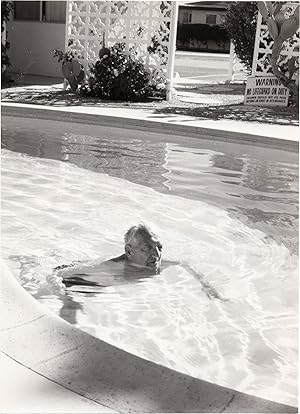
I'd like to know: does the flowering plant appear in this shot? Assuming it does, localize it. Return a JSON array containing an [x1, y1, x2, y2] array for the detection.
[[53, 40, 85, 93], [53, 40, 84, 64], [80, 43, 166, 101]]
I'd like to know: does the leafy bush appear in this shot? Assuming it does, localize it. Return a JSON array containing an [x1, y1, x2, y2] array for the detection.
[[147, 34, 168, 65], [223, 2, 258, 72], [53, 40, 84, 63], [53, 49, 80, 64], [1, 1, 14, 74], [81, 43, 166, 101]]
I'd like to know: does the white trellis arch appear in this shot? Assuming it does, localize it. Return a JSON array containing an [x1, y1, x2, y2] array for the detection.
[[65, 1, 178, 98], [229, 42, 249, 82], [252, 2, 299, 79]]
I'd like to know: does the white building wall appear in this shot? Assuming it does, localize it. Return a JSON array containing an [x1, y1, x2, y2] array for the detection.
[[7, 20, 65, 77], [178, 9, 225, 25], [191, 9, 225, 24]]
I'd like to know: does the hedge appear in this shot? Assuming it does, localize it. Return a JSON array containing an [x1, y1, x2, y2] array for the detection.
[[177, 23, 229, 45]]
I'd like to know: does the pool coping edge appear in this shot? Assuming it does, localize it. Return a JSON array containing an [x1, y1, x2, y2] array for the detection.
[[1, 260, 297, 413], [1, 102, 298, 151]]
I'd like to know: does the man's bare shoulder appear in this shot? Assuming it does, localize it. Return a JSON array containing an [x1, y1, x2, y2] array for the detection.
[[109, 254, 126, 263], [56, 257, 125, 278]]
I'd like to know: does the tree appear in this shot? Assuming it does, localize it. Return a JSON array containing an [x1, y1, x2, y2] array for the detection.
[[223, 2, 258, 72], [257, 1, 299, 105], [1, 1, 14, 75]]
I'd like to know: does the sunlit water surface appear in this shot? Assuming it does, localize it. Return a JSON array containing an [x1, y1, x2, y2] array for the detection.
[[1, 116, 298, 406]]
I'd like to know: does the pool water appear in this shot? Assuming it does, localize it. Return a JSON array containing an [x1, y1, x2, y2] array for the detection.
[[1, 115, 298, 406]]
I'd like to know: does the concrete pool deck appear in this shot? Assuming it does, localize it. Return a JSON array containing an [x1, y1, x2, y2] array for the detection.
[[0, 353, 117, 413], [1, 260, 298, 413]]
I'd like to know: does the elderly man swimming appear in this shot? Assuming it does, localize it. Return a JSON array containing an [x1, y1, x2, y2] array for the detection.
[[56, 224, 163, 286], [111, 224, 163, 271], [56, 223, 224, 300]]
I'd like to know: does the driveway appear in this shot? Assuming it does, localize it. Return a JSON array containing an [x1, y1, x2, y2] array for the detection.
[[174, 50, 230, 83]]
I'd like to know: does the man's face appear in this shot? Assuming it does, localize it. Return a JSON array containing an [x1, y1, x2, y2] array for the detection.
[[126, 233, 162, 271]]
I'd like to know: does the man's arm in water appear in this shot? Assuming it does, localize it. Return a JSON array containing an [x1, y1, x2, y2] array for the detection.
[[54, 256, 226, 300], [162, 260, 227, 301], [54, 256, 129, 287]]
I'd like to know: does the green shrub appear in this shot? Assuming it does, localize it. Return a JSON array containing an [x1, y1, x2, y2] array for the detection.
[[1, 1, 14, 74], [147, 33, 168, 65], [81, 43, 166, 101], [223, 2, 258, 72]]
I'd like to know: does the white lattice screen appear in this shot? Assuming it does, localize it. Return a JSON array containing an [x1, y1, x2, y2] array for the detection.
[[252, 2, 299, 79], [65, 1, 177, 87]]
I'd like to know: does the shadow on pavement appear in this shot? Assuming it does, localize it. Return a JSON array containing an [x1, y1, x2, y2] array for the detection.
[[1, 88, 164, 109], [1, 86, 298, 126], [152, 104, 299, 126]]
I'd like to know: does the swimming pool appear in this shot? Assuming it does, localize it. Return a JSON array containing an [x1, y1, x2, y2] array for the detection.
[[1, 114, 298, 406]]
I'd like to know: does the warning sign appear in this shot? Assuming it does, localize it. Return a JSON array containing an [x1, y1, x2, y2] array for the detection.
[[244, 76, 289, 106]]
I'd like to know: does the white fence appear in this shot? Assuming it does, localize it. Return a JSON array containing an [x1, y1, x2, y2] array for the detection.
[[252, 2, 299, 79], [65, 1, 178, 94], [230, 2, 299, 83]]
